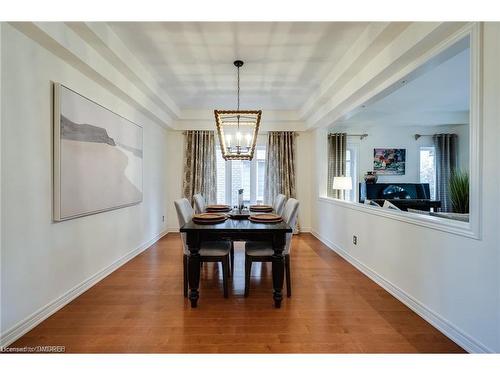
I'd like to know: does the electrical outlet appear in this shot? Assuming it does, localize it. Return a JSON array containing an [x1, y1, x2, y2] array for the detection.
[[353, 235, 358, 245], [162, 215, 165, 222]]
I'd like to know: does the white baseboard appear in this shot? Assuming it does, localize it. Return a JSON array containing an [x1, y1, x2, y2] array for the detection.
[[166, 227, 180, 233], [310, 230, 493, 354], [299, 227, 311, 233], [0, 229, 168, 348]]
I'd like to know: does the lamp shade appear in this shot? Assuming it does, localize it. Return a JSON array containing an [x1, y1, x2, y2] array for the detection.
[[332, 176, 352, 190]]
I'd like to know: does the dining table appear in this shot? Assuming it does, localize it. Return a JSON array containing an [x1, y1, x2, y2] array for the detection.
[[179, 209, 292, 308]]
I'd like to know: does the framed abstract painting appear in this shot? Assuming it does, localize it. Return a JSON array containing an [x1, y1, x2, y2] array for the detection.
[[373, 148, 406, 175], [53, 83, 143, 221]]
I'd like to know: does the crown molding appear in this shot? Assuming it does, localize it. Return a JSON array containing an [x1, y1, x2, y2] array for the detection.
[[9, 21, 470, 133], [69, 22, 181, 119], [299, 22, 409, 120], [10, 22, 179, 129], [302, 22, 468, 130]]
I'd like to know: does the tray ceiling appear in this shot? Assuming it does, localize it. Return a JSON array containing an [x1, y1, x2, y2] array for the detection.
[[108, 22, 369, 111]]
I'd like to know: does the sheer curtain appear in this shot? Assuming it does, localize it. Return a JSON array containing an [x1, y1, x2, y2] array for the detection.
[[264, 131, 297, 204], [182, 130, 217, 205], [433, 133, 458, 212], [327, 133, 347, 199]]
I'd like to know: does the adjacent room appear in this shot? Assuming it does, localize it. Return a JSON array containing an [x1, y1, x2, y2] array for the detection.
[[1, 19, 499, 358]]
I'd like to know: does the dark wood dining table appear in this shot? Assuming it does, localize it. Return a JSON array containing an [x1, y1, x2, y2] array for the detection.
[[179, 211, 292, 308]]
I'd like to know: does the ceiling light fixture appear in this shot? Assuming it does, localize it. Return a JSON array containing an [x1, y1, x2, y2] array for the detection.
[[215, 60, 261, 160]]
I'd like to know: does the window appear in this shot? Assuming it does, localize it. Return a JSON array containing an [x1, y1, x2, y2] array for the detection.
[[215, 148, 227, 205], [230, 159, 251, 206], [216, 145, 266, 206], [345, 146, 358, 202], [419, 146, 436, 200], [255, 148, 266, 203]]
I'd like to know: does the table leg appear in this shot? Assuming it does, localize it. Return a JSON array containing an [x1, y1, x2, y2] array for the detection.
[[272, 234, 286, 308], [186, 234, 201, 308]]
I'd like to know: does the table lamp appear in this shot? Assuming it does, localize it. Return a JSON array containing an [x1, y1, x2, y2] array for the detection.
[[332, 176, 353, 200]]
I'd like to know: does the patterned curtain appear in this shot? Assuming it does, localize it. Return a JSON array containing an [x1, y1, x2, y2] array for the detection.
[[264, 131, 298, 232], [434, 133, 458, 212], [182, 130, 217, 205], [264, 131, 297, 204], [327, 133, 347, 199]]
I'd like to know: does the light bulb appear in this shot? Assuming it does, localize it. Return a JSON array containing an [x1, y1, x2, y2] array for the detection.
[[245, 133, 252, 146], [226, 134, 232, 147], [236, 132, 242, 146]]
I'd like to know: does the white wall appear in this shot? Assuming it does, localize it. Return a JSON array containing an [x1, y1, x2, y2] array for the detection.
[[311, 23, 500, 353], [295, 131, 312, 231], [0, 24, 169, 343], [165, 130, 184, 231]]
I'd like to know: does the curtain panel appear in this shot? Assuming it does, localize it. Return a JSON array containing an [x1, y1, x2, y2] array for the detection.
[[182, 130, 217, 205], [264, 131, 298, 232], [327, 133, 347, 199], [264, 131, 297, 204], [433, 133, 458, 212]]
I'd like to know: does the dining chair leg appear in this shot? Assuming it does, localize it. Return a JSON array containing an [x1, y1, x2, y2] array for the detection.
[[222, 257, 229, 298], [244, 256, 252, 297], [230, 242, 235, 277], [183, 255, 188, 298], [285, 254, 291, 298]]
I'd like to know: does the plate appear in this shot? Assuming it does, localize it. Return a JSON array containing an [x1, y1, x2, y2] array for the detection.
[[249, 205, 273, 212], [249, 214, 283, 223], [249, 218, 283, 224], [192, 213, 227, 224], [206, 204, 231, 212]]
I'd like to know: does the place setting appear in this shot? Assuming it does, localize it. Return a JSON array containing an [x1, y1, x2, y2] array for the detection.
[[205, 204, 231, 213], [248, 213, 283, 224], [249, 204, 273, 213], [192, 212, 228, 224]]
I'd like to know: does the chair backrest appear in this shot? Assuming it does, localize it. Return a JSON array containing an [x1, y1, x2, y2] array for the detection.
[[282, 198, 299, 228], [281, 198, 299, 254], [193, 194, 206, 214], [174, 198, 194, 253], [273, 194, 287, 216]]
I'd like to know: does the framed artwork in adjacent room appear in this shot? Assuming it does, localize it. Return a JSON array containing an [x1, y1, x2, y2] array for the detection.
[[373, 148, 406, 175]]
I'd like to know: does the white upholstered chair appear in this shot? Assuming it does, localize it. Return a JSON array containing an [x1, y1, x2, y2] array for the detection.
[[244, 198, 299, 297], [192, 193, 235, 270], [193, 193, 207, 214], [174, 198, 231, 298], [273, 194, 287, 216]]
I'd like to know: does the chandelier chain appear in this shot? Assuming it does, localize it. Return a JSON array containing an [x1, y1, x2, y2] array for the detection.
[[237, 65, 240, 111], [214, 59, 260, 160]]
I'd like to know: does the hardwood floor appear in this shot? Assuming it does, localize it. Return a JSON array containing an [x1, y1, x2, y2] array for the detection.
[[10, 233, 465, 353]]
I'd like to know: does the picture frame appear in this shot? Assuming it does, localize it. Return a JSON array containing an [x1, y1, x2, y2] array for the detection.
[[53, 83, 143, 221], [373, 148, 406, 175]]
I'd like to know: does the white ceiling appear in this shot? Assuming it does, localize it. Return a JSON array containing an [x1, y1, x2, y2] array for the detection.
[[335, 46, 470, 128], [108, 22, 369, 111]]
